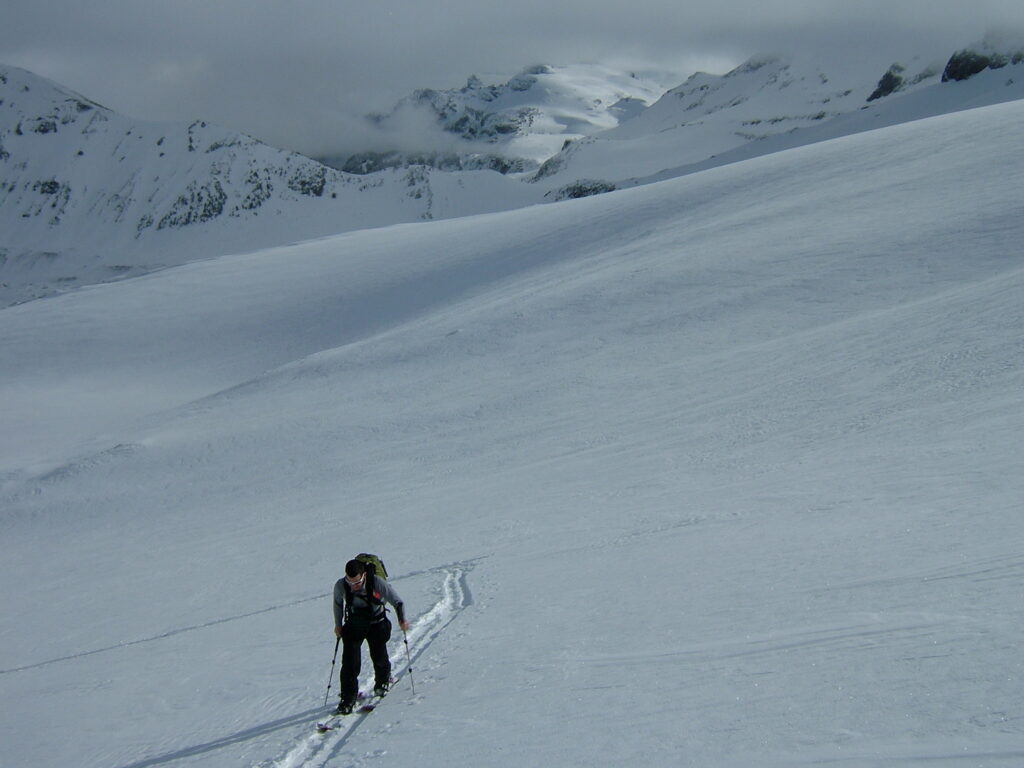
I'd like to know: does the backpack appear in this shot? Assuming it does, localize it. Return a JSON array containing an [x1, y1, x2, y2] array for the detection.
[[355, 553, 389, 581], [342, 553, 390, 621]]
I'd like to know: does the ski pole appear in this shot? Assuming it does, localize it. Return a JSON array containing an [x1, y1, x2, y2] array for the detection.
[[323, 636, 341, 707], [403, 629, 416, 696]]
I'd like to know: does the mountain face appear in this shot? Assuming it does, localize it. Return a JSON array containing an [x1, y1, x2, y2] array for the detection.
[[942, 30, 1024, 81], [0, 66, 336, 304], [0, 66, 346, 230]]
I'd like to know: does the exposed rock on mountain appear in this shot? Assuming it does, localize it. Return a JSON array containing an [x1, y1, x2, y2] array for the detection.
[[868, 62, 941, 101], [338, 150, 532, 175], [941, 31, 1024, 81], [942, 48, 1024, 81], [550, 179, 617, 201]]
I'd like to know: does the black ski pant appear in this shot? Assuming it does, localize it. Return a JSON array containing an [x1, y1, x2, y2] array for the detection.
[[339, 617, 392, 704]]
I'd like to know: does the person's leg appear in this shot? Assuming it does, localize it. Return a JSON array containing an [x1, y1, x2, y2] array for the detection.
[[339, 625, 368, 707], [367, 619, 393, 692]]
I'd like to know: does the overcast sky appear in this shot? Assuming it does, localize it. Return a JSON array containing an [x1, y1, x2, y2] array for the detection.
[[3, 0, 1022, 157]]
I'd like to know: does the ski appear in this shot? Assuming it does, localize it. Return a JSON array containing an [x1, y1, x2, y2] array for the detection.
[[315, 716, 339, 733], [357, 691, 385, 714], [315, 678, 397, 731], [316, 692, 367, 732], [357, 676, 398, 713]]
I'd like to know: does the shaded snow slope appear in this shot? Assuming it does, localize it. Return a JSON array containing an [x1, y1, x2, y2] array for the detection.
[[1, 100, 1023, 767]]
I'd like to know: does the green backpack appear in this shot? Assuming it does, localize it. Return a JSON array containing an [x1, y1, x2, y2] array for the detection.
[[355, 553, 389, 581], [342, 553, 391, 619]]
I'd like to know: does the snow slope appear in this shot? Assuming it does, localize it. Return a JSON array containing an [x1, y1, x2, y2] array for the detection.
[[2, 98, 1024, 767]]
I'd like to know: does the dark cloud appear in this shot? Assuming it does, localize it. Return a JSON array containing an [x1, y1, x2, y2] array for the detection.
[[3, 0, 1022, 157]]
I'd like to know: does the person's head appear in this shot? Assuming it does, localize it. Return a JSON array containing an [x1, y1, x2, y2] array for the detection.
[[345, 559, 366, 589]]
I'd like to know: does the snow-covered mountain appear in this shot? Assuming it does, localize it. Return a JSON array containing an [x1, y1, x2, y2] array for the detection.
[[4, 38, 1024, 307], [0, 65, 538, 306], [326, 63, 675, 173], [328, 39, 1024, 202], [533, 42, 1024, 189]]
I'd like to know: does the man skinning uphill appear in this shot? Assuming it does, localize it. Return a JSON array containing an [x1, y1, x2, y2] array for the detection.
[[333, 556, 410, 714]]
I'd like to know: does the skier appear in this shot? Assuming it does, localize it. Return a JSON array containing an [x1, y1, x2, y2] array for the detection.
[[333, 558, 410, 714]]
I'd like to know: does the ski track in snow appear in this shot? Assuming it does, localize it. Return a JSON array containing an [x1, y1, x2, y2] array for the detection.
[[0, 594, 327, 676], [266, 564, 471, 768], [85, 563, 472, 768], [580, 614, 971, 667]]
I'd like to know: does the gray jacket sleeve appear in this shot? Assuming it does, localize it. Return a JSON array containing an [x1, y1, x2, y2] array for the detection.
[[376, 578, 406, 624]]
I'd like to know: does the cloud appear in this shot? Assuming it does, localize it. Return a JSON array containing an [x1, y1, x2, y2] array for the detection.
[[2, 0, 1023, 157]]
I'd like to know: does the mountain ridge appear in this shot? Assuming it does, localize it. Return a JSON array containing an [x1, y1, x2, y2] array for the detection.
[[3, 38, 1024, 306]]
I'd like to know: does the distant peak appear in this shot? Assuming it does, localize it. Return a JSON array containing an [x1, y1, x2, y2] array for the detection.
[[728, 54, 787, 77]]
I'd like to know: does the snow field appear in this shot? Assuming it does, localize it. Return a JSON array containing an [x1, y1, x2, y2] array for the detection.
[[1, 99, 1024, 766]]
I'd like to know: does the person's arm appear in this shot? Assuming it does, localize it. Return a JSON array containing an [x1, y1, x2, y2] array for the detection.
[[378, 580, 410, 631]]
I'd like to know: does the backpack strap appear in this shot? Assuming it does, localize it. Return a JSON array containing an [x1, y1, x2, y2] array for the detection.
[[341, 566, 384, 622], [341, 578, 353, 621], [365, 566, 376, 602]]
